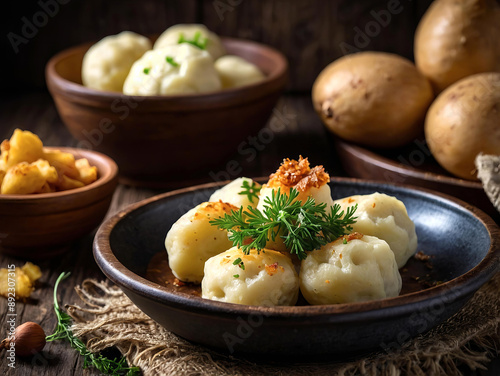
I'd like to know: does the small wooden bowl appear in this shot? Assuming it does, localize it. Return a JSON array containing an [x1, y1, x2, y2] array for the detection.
[[46, 38, 288, 187], [0, 147, 118, 258]]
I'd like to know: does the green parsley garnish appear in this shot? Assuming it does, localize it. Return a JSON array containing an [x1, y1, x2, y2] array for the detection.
[[165, 56, 179, 67], [343, 238, 348, 244], [46, 272, 140, 375], [143, 67, 151, 74], [238, 180, 261, 203], [178, 31, 208, 50], [233, 274, 239, 278], [210, 188, 357, 260], [232, 257, 245, 270]]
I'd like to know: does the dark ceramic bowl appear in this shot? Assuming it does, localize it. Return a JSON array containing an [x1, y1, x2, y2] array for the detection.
[[46, 37, 288, 188], [0, 147, 118, 258], [93, 178, 499, 357]]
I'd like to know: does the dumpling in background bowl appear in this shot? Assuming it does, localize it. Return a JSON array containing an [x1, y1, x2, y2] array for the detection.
[[215, 55, 265, 89], [123, 43, 221, 95], [154, 24, 226, 60], [82, 31, 151, 92]]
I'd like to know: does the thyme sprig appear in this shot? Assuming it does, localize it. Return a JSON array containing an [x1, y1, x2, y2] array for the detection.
[[46, 272, 140, 376], [210, 188, 358, 260], [238, 180, 261, 203]]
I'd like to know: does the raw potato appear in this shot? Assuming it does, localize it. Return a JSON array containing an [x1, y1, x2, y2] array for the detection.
[[415, 0, 500, 93], [165, 201, 237, 283], [425, 73, 500, 180], [123, 44, 221, 95], [202, 247, 299, 306], [209, 177, 261, 209], [300, 235, 401, 305], [334, 193, 417, 268], [215, 55, 265, 89], [312, 52, 434, 148], [82, 31, 152, 92], [154, 24, 226, 60]]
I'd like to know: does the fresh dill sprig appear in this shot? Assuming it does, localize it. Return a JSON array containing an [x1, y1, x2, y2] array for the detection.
[[238, 180, 261, 203], [46, 272, 140, 376], [165, 56, 179, 67], [210, 188, 357, 260], [178, 31, 208, 50]]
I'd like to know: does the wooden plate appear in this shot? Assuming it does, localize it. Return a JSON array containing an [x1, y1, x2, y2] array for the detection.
[[334, 138, 498, 221], [93, 178, 499, 358]]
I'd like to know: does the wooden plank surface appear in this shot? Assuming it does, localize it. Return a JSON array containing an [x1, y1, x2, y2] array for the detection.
[[0, 92, 499, 375]]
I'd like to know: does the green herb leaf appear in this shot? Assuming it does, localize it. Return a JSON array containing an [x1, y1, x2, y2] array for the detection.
[[343, 238, 348, 244], [233, 274, 239, 278], [232, 257, 245, 270], [210, 188, 357, 260], [143, 67, 151, 74], [46, 272, 140, 376], [165, 56, 179, 67], [177, 31, 208, 50], [238, 180, 261, 203]]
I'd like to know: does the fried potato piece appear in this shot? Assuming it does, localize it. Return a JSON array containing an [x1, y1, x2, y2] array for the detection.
[[33, 159, 58, 184], [0, 268, 34, 300], [42, 149, 79, 179], [0, 262, 42, 300], [21, 262, 42, 283], [4, 129, 44, 168], [75, 158, 98, 185], [58, 174, 85, 191], [0, 169, 5, 187], [1, 162, 46, 194]]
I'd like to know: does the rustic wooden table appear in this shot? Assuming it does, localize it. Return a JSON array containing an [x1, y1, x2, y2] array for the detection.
[[0, 91, 498, 375]]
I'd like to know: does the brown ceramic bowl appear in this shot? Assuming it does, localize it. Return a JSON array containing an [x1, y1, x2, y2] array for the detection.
[[0, 147, 118, 258], [94, 178, 499, 357], [333, 138, 499, 221], [46, 38, 288, 187]]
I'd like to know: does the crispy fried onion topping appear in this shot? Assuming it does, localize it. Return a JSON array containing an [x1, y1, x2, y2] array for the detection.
[[267, 156, 330, 192]]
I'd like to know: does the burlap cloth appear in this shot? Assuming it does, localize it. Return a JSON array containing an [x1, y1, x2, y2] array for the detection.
[[65, 155, 500, 375]]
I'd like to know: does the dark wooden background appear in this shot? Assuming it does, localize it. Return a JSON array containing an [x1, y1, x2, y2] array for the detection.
[[3, 0, 435, 94], [1, 1, 499, 375]]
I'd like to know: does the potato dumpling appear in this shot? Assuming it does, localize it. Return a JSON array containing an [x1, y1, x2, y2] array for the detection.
[[82, 31, 152, 92], [215, 55, 265, 89], [312, 52, 433, 148], [300, 235, 401, 305], [165, 201, 237, 283], [202, 247, 299, 306], [257, 157, 334, 251], [425, 73, 500, 180], [334, 193, 417, 268], [209, 177, 261, 209], [154, 24, 226, 60], [123, 44, 221, 96]]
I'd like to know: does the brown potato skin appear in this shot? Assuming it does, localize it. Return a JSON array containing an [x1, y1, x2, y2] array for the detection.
[[415, 0, 500, 94], [425, 72, 500, 180], [312, 52, 434, 148]]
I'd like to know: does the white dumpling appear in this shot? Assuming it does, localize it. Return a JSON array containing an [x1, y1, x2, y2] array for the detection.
[[165, 201, 236, 283], [257, 157, 334, 251], [202, 247, 299, 306], [209, 177, 261, 209], [215, 55, 265, 89], [154, 24, 226, 60], [334, 193, 417, 268], [300, 234, 402, 305], [82, 31, 151, 92], [123, 44, 221, 95]]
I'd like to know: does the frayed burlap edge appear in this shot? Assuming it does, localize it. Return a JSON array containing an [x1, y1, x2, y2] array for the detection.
[[66, 273, 500, 376]]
